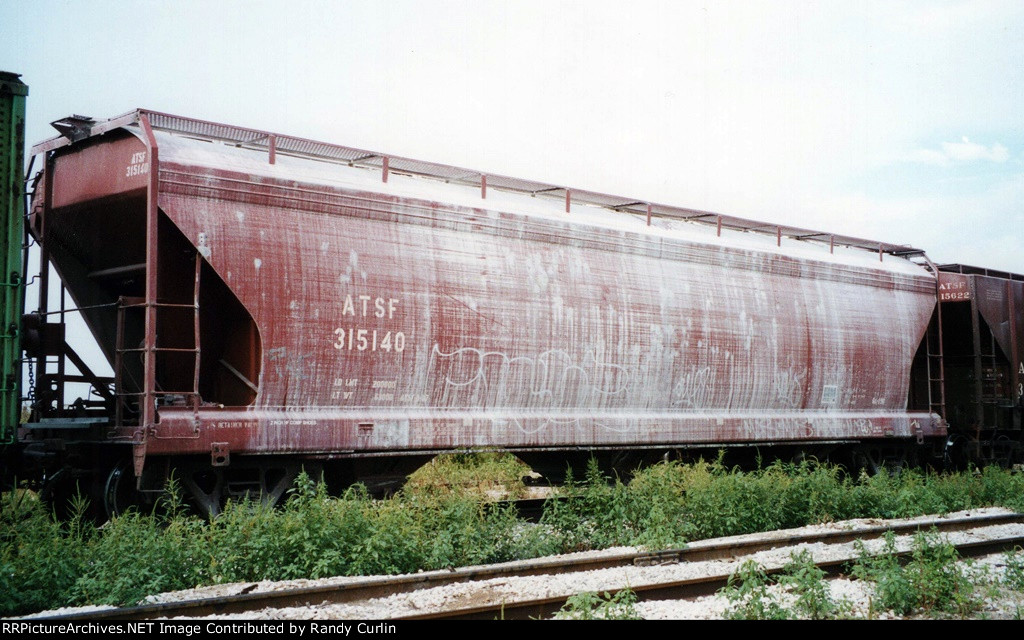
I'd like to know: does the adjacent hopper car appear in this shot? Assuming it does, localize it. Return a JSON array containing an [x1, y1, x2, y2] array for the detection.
[[2, 76, 1021, 516]]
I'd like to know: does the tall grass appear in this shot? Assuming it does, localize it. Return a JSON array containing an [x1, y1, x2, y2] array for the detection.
[[539, 457, 1024, 554], [2, 458, 1023, 617], [0, 490, 91, 614]]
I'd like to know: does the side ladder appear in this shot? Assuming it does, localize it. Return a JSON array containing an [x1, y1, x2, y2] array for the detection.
[[924, 300, 947, 422], [114, 254, 201, 427], [913, 253, 947, 425]]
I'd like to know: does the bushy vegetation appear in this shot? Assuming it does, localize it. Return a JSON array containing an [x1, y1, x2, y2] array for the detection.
[[720, 532, 1012, 620], [0, 470, 558, 617], [1003, 547, 1024, 592], [721, 551, 854, 620], [0, 490, 90, 615], [2, 455, 1024, 617], [404, 452, 533, 499], [720, 558, 793, 620], [850, 530, 984, 617], [539, 457, 1024, 555]]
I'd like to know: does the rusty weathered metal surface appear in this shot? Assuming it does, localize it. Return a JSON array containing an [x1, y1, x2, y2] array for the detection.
[[974, 275, 1023, 406], [49, 131, 148, 208], [936, 268, 1022, 409], [975, 276, 1023, 366], [33, 117, 944, 460]]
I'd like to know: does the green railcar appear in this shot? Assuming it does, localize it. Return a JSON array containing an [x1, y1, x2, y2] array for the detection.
[[0, 72, 27, 443]]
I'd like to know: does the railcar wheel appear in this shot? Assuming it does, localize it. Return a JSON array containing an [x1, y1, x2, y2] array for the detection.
[[39, 467, 101, 521], [103, 459, 144, 518]]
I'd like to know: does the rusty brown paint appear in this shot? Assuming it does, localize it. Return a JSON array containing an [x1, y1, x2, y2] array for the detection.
[[149, 153, 937, 455], [136, 114, 160, 478], [50, 133, 148, 207], [31, 118, 949, 464]]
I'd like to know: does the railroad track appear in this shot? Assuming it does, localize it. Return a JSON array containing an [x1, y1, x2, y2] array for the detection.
[[404, 518, 1024, 620], [31, 511, 1024, 621]]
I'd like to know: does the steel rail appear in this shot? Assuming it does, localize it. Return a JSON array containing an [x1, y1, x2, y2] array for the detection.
[[402, 523, 1024, 620], [27, 511, 1024, 621]]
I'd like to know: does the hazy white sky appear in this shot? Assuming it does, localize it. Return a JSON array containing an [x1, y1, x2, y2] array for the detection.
[[2, 0, 1022, 273]]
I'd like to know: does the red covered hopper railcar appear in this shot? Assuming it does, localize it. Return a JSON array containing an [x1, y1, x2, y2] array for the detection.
[[18, 111, 1022, 515]]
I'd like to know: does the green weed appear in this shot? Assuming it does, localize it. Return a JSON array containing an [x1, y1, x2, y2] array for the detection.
[[1002, 547, 1024, 591], [720, 559, 790, 620], [4, 459, 1024, 617], [556, 587, 641, 620], [851, 529, 983, 617], [778, 550, 852, 619], [720, 551, 852, 620], [404, 452, 531, 499], [0, 489, 90, 616]]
